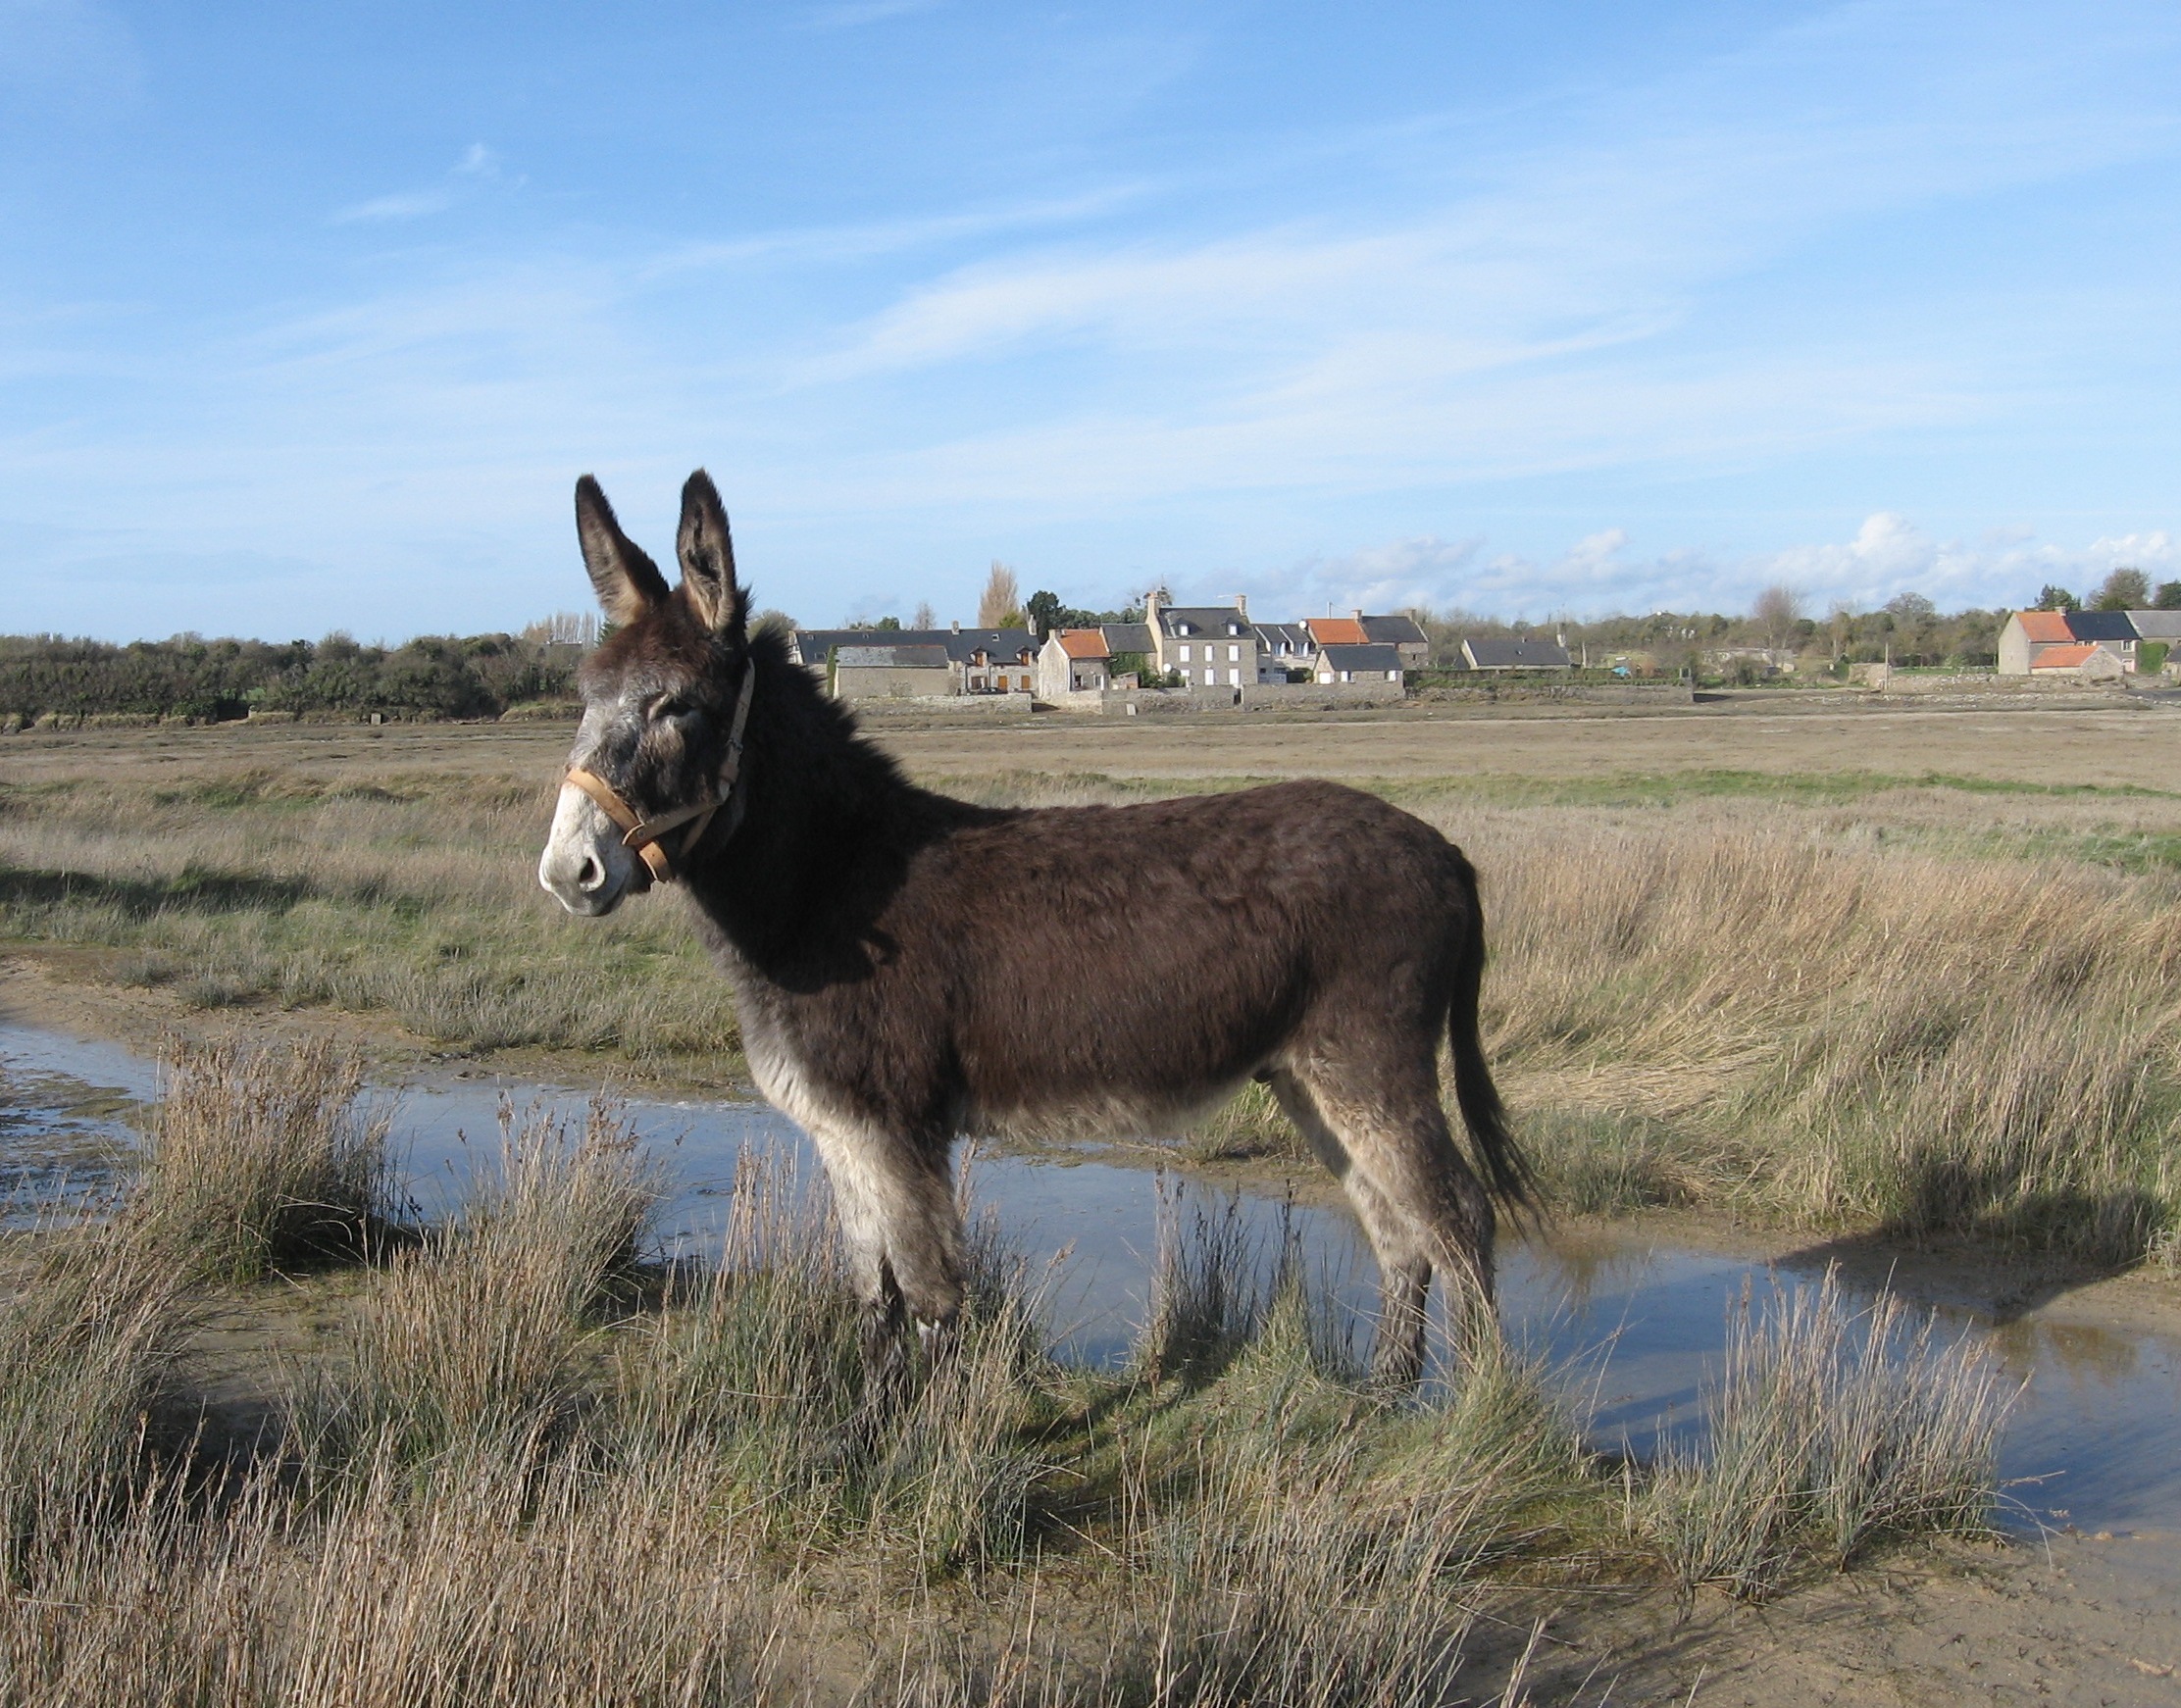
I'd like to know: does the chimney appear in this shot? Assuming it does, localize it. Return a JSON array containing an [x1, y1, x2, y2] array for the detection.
[[1234, 592, 1248, 620], [1350, 608, 1363, 623], [951, 619, 960, 634]]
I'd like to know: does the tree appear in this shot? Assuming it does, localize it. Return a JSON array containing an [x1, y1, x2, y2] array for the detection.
[[2156, 581, 2181, 610], [979, 561, 1023, 628], [912, 601, 937, 629], [1750, 583, 1804, 649], [2093, 567, 2152, 611], [2036, 584, 2079, 612], [1025, 589, 1063, 638]]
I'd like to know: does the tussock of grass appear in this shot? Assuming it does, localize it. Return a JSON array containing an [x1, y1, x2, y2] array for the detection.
[[1640, 1266, 2009, 1601], [304, 1096, 656, 1473], [130, 1036, 387, 1280], [0, 1232, 190, 1565]]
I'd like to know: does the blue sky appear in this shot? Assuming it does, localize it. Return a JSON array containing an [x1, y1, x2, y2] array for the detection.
[[4, 0, 2178, 640]]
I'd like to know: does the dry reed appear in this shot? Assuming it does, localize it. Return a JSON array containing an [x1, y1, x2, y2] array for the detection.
[[1640, 1265, 2009, 1600], [131, 1036, 387, 1279]]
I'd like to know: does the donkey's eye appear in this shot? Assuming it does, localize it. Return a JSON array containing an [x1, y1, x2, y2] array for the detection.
[[646, 694, 695, 723]]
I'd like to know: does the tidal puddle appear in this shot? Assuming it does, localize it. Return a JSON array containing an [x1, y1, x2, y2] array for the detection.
[[4, 1021, 2177, 1547]]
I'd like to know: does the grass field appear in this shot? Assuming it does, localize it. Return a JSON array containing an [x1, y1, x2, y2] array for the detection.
[[5, 702, 2180, 1263]]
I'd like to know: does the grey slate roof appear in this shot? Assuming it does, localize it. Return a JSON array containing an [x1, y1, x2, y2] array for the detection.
[[1360, 614, 1428, 646], [794, 628, 1038, 667], [2125, 610, 2181, 640], [1317, 643, 1404, 675], [1156, 607, 1253, 638], [1462, 637, 1573, 670], [1098, 623, 1154, 655], [834, 644, 952, 671], [2065, 610, 2139, 643], [1254, 623, 1313, 655]]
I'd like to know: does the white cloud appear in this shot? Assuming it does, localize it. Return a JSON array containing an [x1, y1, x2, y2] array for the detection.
[[330, 143, 508, 225], [801, 0, 942, 28], [1273, 515, 2181, 623]]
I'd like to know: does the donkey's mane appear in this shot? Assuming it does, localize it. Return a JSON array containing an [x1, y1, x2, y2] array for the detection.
[[686, 621, 1011, 988]]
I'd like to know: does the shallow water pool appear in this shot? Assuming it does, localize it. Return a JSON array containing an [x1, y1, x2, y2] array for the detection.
[[3, 1019, 2175, 1547]]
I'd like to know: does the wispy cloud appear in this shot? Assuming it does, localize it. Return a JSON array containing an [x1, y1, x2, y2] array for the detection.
[[800, 0, 943, 30], [1275, 514, 2181, 622], [330, 142, 507, 225]]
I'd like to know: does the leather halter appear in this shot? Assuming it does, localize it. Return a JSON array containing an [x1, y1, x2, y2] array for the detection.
[[563, 664, 756, 889]]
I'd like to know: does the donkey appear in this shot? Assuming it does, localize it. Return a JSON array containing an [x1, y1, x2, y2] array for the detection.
[[538, 471, 1532, 1400]]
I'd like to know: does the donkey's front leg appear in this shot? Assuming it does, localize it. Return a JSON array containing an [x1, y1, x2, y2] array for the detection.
[[811, 1124, 965, 1417]]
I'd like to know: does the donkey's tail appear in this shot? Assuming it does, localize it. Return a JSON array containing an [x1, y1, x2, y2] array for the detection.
[[1447, 852, 1533, 1209]]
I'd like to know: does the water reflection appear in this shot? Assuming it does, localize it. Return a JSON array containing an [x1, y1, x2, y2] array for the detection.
[[3, 1022, 2178, 1541]]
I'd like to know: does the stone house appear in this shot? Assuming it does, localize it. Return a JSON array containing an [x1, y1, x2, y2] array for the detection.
[[829, 643, 957, 700], [792, 625, 1039, 698], [1146, 590, 1257, 692], [1461, 637, 1574, 672], [1997, 609, 2139, 675], [1037, 628, 1111, 699], [1314, 642, 1404, 684], [1253, 623, 1315, 680]]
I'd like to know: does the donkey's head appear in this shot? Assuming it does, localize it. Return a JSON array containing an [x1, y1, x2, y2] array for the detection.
[[537, 470, 752, 917]]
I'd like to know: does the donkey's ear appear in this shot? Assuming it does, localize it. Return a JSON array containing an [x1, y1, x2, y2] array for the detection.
[[574, 475, 670, 626], [676, 469, 746, 641]]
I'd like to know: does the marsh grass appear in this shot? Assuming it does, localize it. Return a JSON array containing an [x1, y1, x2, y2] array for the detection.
[[302, 1096, 658, 1475], [0, 1231, 191, 1565], [1641, 1266, 2009, 1601], [0, 1065, 2022, 1705], [10, 733, 2181, 1257], [131, 1036, 389, 1280]]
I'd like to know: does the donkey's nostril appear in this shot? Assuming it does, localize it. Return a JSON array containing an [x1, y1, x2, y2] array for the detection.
[[577, 855, 606, 892]]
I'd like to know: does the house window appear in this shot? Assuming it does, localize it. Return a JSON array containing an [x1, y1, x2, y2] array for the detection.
[[1227, 644, 1239, 662], [1227, 668, 1240, 686], [1180, 644, 1192, 663], [1203, 668, 1215, 685]]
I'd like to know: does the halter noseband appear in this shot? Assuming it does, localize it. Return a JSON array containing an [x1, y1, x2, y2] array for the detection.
[[563, 664, 756, 889]]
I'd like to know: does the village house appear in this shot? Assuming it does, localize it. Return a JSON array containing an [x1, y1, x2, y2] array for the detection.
[[1358, 613, 1431, 670], [1146, 590, 1258, 692], [1253, 622, 1315, 680], [1461, 637, 1574, 672], [791, 625, 1039, 700], [1314, 642, 1404, 685], [828, 642, 956, 700], [1997, 609, 2139, 675], [1037, 628, 1111, 699]]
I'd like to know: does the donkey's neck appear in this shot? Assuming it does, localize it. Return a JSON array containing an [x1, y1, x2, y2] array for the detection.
[[680, 634, 996, 983]]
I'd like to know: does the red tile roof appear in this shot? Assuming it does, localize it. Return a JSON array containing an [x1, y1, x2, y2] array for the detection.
[[1055, 628, 1109, 659], [2015, 610, 2075, 644], [1305, 617, 1369, 645], [2030, 642, 2100, 669]]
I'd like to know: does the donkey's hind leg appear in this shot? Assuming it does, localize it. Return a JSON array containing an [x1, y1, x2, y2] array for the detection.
[[1271, 1065, 1497, 1384], [806, 1123, 966, 1413]]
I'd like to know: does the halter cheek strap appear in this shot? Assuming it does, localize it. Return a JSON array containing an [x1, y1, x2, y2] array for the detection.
[[564, 664, 756, 889]]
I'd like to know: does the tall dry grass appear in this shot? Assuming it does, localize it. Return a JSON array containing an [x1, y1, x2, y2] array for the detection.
[[303, 1096, 656, 1474], [0, 1052, 2021, 1705], [130, 1036, 388, 1279], [1454, 805, 2181, 1259], [1639, 1266, 2010, 1601]]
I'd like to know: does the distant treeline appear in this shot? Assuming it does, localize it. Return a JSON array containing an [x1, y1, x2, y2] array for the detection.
[[0, 618, 597, 728]]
